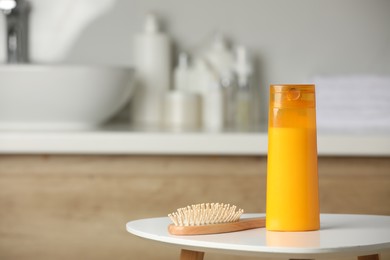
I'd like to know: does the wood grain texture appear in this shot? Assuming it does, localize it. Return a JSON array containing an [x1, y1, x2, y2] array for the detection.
[[0, 155, 389, 260], [357, 254, 380, 260], [180, 249, 204, 260]]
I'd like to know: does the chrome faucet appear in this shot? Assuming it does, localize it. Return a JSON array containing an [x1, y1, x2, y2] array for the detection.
[[0, 0, 30, 63]]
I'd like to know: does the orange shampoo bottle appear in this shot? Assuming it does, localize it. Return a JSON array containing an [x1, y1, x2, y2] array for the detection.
[[266, 84, 320, 231]]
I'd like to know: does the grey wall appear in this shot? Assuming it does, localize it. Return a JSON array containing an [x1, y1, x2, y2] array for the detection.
[[67, 0, 390, 121], [68, 0, 390, 74]]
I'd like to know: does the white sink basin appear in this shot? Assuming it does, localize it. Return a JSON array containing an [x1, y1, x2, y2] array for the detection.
[[0, 65, 134, 130]]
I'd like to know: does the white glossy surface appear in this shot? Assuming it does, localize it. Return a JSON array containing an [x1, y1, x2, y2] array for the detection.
[[0, 129, 389, 156], [0, 65, 134, 130], [126, 214, 390, 259]]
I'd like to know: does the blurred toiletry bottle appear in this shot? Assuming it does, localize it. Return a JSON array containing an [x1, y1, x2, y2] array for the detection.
[[233, 46, 254, 131], [190, 57, 222, 131], [163, 53, 201, 131], [202, 76, 224, 131], [174, 52, 191, 92], [131, 13, 171, 129], [201, 33, 235, 131], [266, 84, 320, 231]]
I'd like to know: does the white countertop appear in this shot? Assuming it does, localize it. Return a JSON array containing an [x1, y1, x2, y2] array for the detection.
[[0, 126, 389, 156]]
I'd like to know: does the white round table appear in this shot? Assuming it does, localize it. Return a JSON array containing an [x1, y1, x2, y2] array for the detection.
[[126, 214, 390, 260]]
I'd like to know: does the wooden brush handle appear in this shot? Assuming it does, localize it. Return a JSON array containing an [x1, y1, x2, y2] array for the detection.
[[168, 217, 266, 235]]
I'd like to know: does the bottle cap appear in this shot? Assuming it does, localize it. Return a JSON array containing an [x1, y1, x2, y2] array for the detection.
[[206, 33, 234, 80], [235, 46, 253, 76], [270, 84, 315, 108], [234, 46, 253, 87], [144, 13, 159, 33]]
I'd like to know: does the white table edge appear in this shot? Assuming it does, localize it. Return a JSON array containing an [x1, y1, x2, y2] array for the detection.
[[126, 214, 390, 259]]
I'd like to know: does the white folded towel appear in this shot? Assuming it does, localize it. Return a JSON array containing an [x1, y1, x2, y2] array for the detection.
[[313, 75, 390, 133]]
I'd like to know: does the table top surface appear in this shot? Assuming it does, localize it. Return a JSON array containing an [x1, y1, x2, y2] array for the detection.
[[126, 214, 390, 259]]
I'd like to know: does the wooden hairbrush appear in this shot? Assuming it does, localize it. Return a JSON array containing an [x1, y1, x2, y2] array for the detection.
[[168, 203, 265, 235]]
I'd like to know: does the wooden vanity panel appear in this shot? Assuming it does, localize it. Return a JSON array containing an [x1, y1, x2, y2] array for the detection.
[[0, 155, 389, 260]]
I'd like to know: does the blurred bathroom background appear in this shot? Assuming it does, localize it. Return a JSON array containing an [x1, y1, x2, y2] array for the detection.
[[1, 0, 388, 132], [64, 0, 390, 132], [0, 1, 389, 260]]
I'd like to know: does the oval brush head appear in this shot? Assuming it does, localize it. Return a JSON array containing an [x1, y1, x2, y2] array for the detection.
[[168, 203, 265, 235]]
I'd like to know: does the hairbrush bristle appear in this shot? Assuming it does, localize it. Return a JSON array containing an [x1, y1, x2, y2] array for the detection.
[[168, 203, 244, 226]]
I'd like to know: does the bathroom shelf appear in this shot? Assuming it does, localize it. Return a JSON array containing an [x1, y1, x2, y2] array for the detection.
[[0, 125, 389, 156]]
